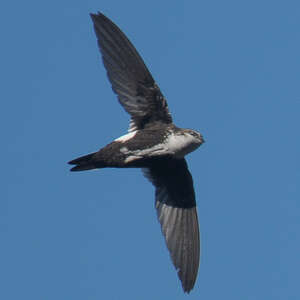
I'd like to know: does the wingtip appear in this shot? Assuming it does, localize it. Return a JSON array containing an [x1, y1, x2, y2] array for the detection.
[[155, 202, 199, 293], [89, 12, 101, 22], [180, 275, 196, 294], [89, 11, 109, 22], [183, 287, 192, 294]]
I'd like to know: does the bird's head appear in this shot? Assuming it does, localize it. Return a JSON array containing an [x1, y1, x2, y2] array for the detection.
[[169, 128, 204, 158], [183, 129, 205, 146]]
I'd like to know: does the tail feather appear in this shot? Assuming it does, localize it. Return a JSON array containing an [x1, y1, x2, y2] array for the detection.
[[68, 152, 104, 172]]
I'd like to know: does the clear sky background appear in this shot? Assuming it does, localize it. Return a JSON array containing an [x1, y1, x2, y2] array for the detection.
[[1, 1, 299, 299]]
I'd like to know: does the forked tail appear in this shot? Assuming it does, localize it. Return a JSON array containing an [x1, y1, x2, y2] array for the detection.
[[68, 152, 106, 171]]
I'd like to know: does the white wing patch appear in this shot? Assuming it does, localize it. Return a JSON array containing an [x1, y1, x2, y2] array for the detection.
[[114, 131, 137, 143]]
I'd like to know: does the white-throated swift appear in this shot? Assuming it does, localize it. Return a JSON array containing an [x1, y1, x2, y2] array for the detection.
[[69, 12, 204, 293]]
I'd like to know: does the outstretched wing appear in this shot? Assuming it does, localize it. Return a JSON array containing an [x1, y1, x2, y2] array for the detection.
[[143, 158, 200, 293], [90, 12, 172, 131]]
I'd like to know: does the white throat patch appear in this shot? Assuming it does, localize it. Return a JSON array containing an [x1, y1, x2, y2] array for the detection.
[[166, 133, 201, 158]]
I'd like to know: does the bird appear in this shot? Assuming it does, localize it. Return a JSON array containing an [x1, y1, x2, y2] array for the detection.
[[68, 12, 205, 293]]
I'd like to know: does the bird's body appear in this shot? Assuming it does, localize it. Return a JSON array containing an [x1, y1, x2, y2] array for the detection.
[[69, 12, 205, 293], [70, 124, 203, 170]]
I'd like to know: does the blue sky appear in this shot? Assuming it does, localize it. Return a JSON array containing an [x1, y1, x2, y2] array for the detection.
[[1, 1, 299, 299]]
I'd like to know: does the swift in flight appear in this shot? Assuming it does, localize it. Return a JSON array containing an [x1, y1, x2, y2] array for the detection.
[[69, 12, 205, 293]]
